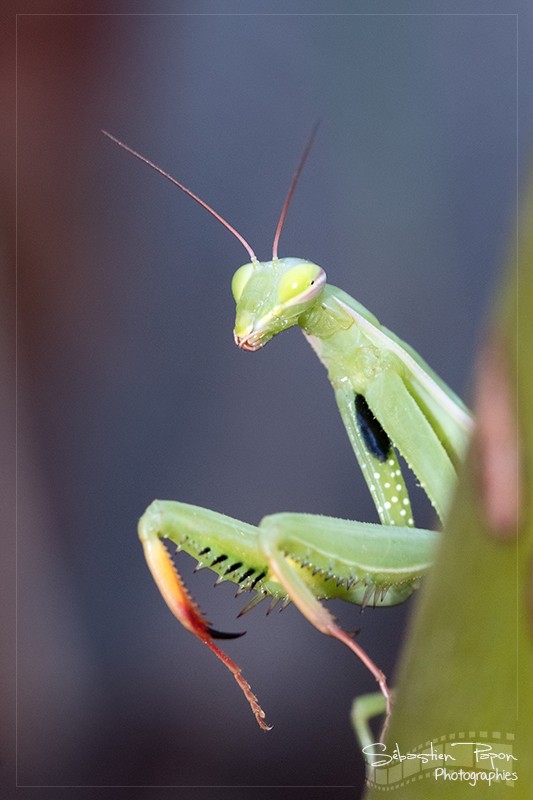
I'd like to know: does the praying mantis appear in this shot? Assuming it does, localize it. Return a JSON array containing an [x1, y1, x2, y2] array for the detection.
[[104, 128, 473, 739]]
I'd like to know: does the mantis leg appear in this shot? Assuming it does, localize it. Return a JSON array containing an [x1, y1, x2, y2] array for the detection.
[[258, 512, 438, 727], [364, 369, 457, 520], [334, 367, 457, 527], [138, 501, 437, 731], [334, 384, 415, 527], [351, 692, 388, 751], [138, 501, 273, 730]]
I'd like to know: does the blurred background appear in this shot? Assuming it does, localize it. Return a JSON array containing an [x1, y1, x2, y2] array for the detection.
[[3, 3, 532, 799]]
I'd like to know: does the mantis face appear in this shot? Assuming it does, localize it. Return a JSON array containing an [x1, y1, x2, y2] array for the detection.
[[232, 258, 326, 351]]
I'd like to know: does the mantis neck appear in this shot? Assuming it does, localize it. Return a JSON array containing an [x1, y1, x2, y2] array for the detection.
[[297, 285, 390, 397], [299, 285, 356, 340]]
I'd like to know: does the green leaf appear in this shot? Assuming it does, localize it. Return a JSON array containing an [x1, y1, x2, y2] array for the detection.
[[362, 180, 533, 799]]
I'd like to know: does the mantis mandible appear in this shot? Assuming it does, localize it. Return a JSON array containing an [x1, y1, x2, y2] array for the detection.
[[103, 128, 473, 737]]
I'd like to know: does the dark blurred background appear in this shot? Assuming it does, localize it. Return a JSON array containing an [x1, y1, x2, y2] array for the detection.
[[3, 3, 532, 799]]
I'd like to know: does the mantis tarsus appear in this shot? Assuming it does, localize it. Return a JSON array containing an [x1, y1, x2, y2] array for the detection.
[[104, 128, 473, 737]]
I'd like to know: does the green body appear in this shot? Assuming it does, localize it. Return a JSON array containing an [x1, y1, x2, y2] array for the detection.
[[105, 129, 474, 737], [138, 256, 473, 732], [141, 257, 472, 609]]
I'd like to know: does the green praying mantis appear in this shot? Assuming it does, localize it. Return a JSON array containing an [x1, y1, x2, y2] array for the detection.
[[103, 127, 473, 739]]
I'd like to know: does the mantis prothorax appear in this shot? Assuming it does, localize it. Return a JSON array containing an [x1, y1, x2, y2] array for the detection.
[[103, 128, 473, 736]]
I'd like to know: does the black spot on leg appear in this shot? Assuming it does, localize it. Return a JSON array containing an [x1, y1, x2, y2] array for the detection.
[[250, 571, 266, 590], [207, 626, 246, 640], [210, 554, 228, 567], [224, 562, 243, 576], [355, 394, 391, 462]]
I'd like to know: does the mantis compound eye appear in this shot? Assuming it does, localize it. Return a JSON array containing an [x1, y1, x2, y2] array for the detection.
[[278, 263, 326, 305], [231, 263, 255, 302]]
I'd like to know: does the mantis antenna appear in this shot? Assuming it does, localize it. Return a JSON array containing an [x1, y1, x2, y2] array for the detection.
[[102, 130, 258, 263], [271, 121, 320, 261]]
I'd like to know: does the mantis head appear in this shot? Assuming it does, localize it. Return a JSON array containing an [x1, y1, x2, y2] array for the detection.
[[229, 123, 325, 351], [232, 258, 326, 351], [102, 124, 322, 351]]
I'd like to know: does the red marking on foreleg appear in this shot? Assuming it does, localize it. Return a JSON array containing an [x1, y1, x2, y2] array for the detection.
[[141, 534, 271, 730]]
